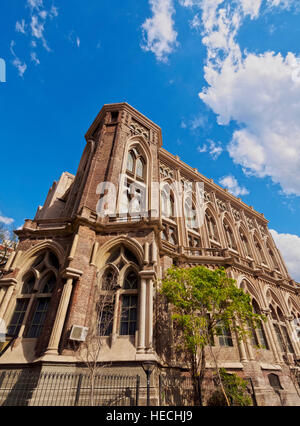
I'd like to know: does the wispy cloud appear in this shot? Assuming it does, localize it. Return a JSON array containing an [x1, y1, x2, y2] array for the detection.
[[142, 0, 178, 62], [31, 51, 40, 65], [219, 174, 249, 197], [16, 20, 27, 34], [0, 213, 14, 226], [10, 41, 27, 77], [179, 0, 300, 196], [67, 31, 81, 48], [12, 0, 58, 76], [197, 140, 223, 160]]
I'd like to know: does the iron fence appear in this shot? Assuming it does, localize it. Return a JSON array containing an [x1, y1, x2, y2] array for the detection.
[[0, 370, 140, 406], [159, 374, 194, 406]]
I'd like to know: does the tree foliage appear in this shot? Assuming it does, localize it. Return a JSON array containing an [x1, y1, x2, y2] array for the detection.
[[160, 265, 265, 405], [207, 368, 252, 406]]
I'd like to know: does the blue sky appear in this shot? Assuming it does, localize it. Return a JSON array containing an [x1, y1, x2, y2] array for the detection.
[[1, 0, 300, 280]]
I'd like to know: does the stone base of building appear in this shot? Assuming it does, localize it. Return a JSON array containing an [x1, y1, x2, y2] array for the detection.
[[0, 359, 299, 406]]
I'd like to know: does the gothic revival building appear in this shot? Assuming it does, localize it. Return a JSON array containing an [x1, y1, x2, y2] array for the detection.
[[0, 103, 299, 406]]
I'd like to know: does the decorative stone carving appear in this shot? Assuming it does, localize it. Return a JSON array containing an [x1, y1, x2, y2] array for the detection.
[[130, 119, 150, 140]]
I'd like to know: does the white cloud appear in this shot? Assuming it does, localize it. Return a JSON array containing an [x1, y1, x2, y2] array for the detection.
[[16, 20, 27, 34], [142, 0, 178, 62], [10, 41, 27, 77], [0, 214, 14, 226], [31, 51, 40, 65], [198, 140, 223, 160], [30, 14, 45, 39], [270, 229, 300, 282], [27, 0, 43, 10], [177, 0, 300, 196], [12, 1, 58, 76], [219, 174, 249, 197]]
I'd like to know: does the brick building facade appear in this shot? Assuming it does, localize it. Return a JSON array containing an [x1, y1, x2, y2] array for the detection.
[[0, 103, 299, 406]]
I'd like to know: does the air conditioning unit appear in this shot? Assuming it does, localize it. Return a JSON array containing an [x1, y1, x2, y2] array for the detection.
[[69, 325, 88, 342]]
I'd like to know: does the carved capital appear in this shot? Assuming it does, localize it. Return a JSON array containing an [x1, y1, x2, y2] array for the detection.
[[62, 267, 83, 280], [0, 277, 18, 288]]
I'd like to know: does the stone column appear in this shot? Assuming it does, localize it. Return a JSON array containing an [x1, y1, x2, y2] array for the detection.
[[237, 336, 248, 362], [244, 335, 256, 361], [45, 268, 82, 356], [0, 279, 17, 319], [111, 288, 121, 345], [137, 277, 146, 353], [0, 287, 5, 306], [138, 270, 156, 354], [146, 278, 154, 352]]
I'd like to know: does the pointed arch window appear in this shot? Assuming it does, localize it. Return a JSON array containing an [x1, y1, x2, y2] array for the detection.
[[98, 246, 139, 338], [249, 300, 269, 349], [240, 230, 252, 258], [270, 305, 294, 354], [126, 148, 146, 181], [216, 321, 233, 347], [185, 199, 197, 230], [224, 222, 237, 250], [7, 250, 59, 339], [205, 213, 219, 242], [127, 151, 134, 173], [267, 245, 279, 271], [254, 238, 267, 265], [161, 187, 175, 219]]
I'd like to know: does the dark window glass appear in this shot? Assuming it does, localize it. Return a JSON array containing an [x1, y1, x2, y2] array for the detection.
[[273, 323, 285, 353], [120, 295, 138, 336], [7, 299, 29, 336], [216, 321, 233, 347], [26, 298, 50, 338], [281, 325, 294, 353], [49, 253, 59, 269]]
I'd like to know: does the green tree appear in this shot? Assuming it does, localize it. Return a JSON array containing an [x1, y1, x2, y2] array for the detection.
[[207, 368, 252, 406], [160, 265, 265, 406]]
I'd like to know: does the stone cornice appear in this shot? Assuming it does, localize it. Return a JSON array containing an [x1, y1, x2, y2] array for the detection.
[[159, 148, 269, 224], [85, 102, 162, 144]]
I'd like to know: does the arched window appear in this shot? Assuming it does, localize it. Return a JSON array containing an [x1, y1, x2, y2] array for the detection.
[[161, 225, 177, 246], [240, 230, 252, 258], [98, 246, 139, 338], [270, 305, 294, 354], [7, 250, 59, 339], [224, 222, 237, 250], [216, 321, 233, 347], [122, 146, 147, 217], [136, 157, 145, 179], [254, 238, 267, 265], [267, 245, 279, 271], [161, 187, 175, 218], [206, 213, 219, 242], [249, 300, 269, 349], [126, 148, 146, 181], [184, 199, 197, 230], [188, 234, 202, 256], [127, 151, 134, 173]]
